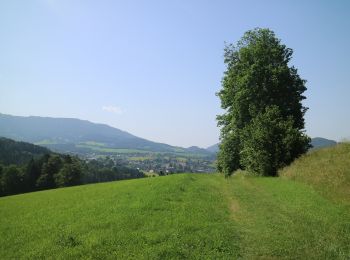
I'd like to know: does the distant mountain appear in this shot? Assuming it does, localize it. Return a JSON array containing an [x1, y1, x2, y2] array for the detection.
[[0, 137, 51, 165], [206, 143, 219, 153], [311, 137, 337, 149], [0, 114, 213, 155], [207, 137, 337, 153], [186, 146, 210, 154]]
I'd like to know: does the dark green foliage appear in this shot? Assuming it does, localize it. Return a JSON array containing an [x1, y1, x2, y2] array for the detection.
[[25, 158, 41, 190], [36, 155, 63, 189], [0, 139, 145, 196], [0, 165, 28, 195], [82, 158, 144, 184], [0, 137, 50, 165], [240, 106, 309, 176], [216, 132, 241, 177], [217, 28, 310, 176], [54, 160, 82, 187]]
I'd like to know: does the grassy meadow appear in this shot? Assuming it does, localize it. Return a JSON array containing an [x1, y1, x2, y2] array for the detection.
[[1, 144, 350, 259], [280, 143, 350, 204]]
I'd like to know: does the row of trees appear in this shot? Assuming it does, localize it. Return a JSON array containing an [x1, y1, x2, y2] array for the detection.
[[0, 153, 144, 197], [217, 28, 310, 176]]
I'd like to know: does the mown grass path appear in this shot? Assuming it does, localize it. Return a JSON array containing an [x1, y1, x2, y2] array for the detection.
[[226, 175, 350, 259], [1, 174, 349, 259]]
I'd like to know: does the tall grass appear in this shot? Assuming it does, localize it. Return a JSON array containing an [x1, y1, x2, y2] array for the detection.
[[280, 143, 350, 204]]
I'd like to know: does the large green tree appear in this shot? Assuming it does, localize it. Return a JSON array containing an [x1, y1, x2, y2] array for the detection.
[[36, 154, 62, 189], [217, 28, 310, 176], [54, 160, 82, 187]]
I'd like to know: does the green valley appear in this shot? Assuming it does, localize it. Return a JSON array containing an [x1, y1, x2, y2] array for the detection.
[[1, 144, 349, 259], [2, 3, 349, 259]]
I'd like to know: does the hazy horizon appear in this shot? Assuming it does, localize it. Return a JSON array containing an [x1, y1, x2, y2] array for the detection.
[[1, 0, 349, 147]]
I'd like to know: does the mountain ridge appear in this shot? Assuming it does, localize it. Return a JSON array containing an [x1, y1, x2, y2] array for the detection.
[[0, 113, 212, 155]]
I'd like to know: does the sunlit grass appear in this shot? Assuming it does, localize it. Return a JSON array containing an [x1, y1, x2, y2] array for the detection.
[[0, 174, 240, 259], [1, 147, 349, 259], [280, 143, 350, 205]]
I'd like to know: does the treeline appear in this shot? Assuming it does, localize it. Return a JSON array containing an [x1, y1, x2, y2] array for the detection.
[[0, 154, 145, 196], [0, 137, 50, 165], [0, 138, 145, 196]]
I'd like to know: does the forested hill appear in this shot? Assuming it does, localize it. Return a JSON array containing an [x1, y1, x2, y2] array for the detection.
[[0, 138, 144, 197], [0, 113, 212, 155], [0, 137, 51, 165]]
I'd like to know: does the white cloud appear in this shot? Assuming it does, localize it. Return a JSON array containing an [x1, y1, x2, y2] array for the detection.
[[102, 105, 123, 115]]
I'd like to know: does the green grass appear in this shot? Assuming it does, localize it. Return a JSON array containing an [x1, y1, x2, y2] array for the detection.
[[1, 145, 350, 259], [1, 172, 349, 259], [0, 174, 241, 259], [280, 143, 350, 204], [227, 174, 349, 259], [80, 141, 107, 147], [76, 144, 150, 154]]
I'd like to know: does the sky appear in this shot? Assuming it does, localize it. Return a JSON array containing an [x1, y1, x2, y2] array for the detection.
[[0, 0, 349, 148]]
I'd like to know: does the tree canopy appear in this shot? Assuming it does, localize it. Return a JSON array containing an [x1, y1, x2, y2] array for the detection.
[[0, 139, 145, 197], [217, 28, 310, 176]]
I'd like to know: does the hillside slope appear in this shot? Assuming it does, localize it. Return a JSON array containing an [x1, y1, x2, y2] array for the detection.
[[0, 113, 173, 152], [280, 142, 350, 204], [0, 113, 212, 155], [0, 173, 349, 259], [0, 137, 50, 165], [206, 143, 219, 153], [311, 137, 337, 149]]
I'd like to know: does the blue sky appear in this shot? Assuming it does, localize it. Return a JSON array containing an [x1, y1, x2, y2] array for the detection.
[[0, 0, 349, 147]]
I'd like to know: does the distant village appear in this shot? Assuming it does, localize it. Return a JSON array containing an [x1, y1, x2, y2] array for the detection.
[[85, 152, 216, 175]]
